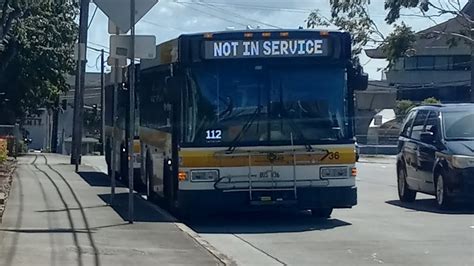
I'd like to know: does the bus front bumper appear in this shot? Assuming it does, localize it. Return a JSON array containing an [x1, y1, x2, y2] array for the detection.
[[177, 186, 357, 212]]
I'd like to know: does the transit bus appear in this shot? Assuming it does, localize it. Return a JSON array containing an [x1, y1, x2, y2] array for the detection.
[[138, 29, 368, 218], [104, 72, 142, 185]]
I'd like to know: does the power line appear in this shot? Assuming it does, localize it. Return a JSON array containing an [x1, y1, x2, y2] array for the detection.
[[175, 1, 314, 13], [88, 42, 109, 50], [88, 6, 99, 29], [174, 1, 251, 27], [141, 19, 189, 32], [195, 0, 281, 29]]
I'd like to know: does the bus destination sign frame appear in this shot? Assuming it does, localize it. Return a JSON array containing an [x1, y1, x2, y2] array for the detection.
[[203, 39, 330, 59]]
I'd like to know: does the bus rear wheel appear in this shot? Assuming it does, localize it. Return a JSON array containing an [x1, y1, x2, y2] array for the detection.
[[311, 208, 333, 218]]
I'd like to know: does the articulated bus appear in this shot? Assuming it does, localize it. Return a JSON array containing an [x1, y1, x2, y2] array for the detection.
[[104, 73, 142, 185], [138, 30, 368, 218]]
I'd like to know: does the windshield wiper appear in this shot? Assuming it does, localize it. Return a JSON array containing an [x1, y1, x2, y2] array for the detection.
[[284, 116, 314, 152], [226, 105, 262, 154]]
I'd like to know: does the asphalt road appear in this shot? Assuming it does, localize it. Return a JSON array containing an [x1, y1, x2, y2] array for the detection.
[[82, 155, 474, 266]]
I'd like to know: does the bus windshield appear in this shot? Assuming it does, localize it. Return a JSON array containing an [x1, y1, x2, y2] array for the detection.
[[182, 62, 349, 147]]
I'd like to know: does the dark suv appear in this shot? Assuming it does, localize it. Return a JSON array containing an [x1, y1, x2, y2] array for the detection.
[[397, 104, 474, 209]]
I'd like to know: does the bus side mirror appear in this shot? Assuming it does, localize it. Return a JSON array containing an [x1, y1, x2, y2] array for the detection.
[[348, 64, 368, 91], [420, 131, 435, 144]]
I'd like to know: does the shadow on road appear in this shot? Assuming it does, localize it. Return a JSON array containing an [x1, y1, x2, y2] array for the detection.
[[77, 171, 125, 188], [36, 204, 108, 213], [386, 199, 474, 214], [98, 193, 176, 223], [0, 228, 90, 234], [187, 211, 351, 234]]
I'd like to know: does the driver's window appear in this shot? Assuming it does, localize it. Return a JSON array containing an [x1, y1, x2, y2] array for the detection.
[[411, 110, 429, 140], [424, 111, 440, 138]]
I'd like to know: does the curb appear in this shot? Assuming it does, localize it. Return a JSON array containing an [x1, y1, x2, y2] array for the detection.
[[82, 160, 236, 265], [175, 223, 237, 266], [138, 197, 236, 265]]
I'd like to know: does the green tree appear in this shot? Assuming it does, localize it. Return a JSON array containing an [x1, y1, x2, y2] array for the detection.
[[422, 97, 441, 105], [395, 99, 416, 120], [307, 1, 472, 66], [307, 0, 386, 62], [0, 0, 77, 123]]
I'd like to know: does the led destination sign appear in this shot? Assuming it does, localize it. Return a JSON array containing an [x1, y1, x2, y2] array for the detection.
[[204, 39, 329, 59]]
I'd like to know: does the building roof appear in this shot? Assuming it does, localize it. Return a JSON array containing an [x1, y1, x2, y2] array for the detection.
[[366, 3, 473, 59]]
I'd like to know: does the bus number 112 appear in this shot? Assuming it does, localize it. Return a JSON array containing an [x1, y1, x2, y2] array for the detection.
[[206, 130, 222, 140]]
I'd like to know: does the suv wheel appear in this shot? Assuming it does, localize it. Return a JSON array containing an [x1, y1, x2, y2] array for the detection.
[[435, 173, 451, 209], [397, 166, 416, 202], [311, 208, 333, 218]]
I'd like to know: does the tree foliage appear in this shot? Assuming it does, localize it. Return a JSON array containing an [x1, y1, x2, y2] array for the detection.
[[307, 0, 472, 67], [395, 97, 441, 120], [0, 0, 77, 124], [307, 0, 385, 61], [395, 99, 416, 120], [421, 97, 441, 105], [382, 23, 416, 68]]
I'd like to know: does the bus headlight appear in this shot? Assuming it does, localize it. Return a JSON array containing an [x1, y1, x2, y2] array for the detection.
[[190, 170, 219, 182], [450, 155, 474, 169], [320, 167, 349, 179]]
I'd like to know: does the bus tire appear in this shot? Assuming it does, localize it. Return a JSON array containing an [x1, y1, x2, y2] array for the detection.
[[311, 208, 333, 218]]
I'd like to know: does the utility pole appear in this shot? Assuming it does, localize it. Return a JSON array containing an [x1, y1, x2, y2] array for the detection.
[[71, 0, 90, 171], [128, 0, 136, 224], [51, 98, 59, 153], [110, 25, 121, 206], [100, 49, 105, 155]]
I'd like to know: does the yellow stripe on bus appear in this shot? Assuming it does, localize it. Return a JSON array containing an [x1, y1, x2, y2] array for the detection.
[[179, 148, 355, 168]]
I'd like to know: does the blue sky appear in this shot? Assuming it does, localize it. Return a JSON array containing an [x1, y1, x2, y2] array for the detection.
[[86, 0, 467, 80]]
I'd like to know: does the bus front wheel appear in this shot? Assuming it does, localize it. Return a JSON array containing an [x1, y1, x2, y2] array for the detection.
[[311, 208, 333, 218]]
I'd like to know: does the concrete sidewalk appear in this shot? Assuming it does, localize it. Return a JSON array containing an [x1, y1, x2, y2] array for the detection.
[[0, 154, 222, 266]]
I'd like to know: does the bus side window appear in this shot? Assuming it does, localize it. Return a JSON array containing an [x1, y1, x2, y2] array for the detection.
[[184, 72, 197, 142]]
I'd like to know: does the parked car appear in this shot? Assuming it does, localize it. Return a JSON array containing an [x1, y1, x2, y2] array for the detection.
[[396, 103, 474, 209]]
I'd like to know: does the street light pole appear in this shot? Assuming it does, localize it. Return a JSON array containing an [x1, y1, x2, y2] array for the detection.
[[71, 0, 90, 170], [100, 49, 105, 155]]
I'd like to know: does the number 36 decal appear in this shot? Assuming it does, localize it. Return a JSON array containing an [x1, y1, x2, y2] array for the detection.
[[323, 151, 340, 160], [206, 130, 222, 140]]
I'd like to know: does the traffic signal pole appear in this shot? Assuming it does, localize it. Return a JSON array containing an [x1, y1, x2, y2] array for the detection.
[[71, 0, 89, 170]]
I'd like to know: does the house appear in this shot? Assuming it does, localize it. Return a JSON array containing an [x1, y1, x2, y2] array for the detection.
[[24, 73, 103, 153], [23, 108, 53, 151], [57, 73, 103, 154], [365, 2, 474, 103]]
